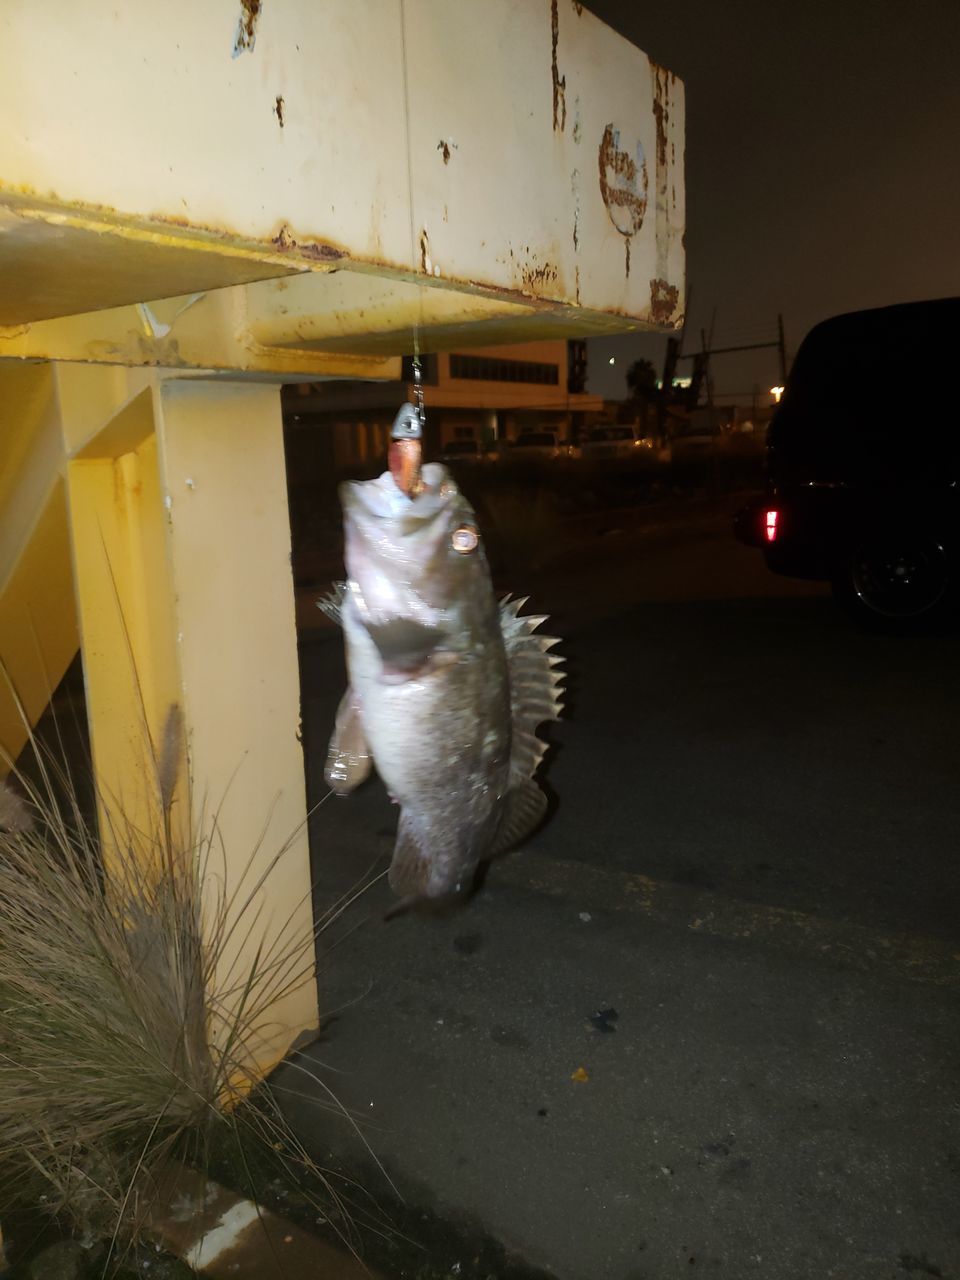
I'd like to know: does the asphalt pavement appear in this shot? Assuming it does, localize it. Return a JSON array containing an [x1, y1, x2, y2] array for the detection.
[[285, 497, 960, 1280]]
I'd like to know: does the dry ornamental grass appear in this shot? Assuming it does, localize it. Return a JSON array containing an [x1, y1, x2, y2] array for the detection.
[[0, 702, 385, 1274]]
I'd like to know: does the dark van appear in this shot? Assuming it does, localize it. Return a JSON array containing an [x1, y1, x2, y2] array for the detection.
[[735, 297, 960, 630]]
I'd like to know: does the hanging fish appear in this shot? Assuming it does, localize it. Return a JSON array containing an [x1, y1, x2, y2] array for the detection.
[[321, 409, 563, 912]]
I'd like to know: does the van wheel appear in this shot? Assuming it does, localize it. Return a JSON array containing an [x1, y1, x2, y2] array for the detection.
[[832, 534, 952, 632]]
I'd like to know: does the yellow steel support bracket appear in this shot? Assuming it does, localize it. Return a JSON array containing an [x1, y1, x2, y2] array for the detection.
[[0, 367, 317, 1076]]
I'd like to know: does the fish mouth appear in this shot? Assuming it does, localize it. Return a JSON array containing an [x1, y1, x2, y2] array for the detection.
[[341, 463, 451, 520]]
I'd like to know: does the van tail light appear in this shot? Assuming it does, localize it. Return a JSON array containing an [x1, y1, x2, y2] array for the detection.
[[764, 509, 779, 542]]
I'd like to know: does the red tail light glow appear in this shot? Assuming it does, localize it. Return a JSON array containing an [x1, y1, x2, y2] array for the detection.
[[764, 509, 779, 542]]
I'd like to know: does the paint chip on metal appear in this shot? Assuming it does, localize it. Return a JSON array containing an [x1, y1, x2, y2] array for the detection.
[[650, 277, 680, 325], [232, 0, 262, 57], [551, 0, 567, 132]]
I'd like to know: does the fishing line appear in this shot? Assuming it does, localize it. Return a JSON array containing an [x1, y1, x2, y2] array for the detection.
[[399, 0, 426, 430]]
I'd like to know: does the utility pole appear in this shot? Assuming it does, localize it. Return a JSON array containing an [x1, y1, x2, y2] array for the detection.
[[777, 313, 788, 386], [675, 310, 787, 406], [700, 327, 715, 408]]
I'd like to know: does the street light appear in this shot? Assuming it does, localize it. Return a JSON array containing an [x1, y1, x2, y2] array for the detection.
[[770, 385, 784, 403], [608, 357, 616, 365]]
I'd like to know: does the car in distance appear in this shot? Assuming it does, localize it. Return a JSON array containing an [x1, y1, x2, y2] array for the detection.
[[581, 424, 654, 459], [438, 438, 498, 465], [509, 430, 575, 460], [735, 297, 960, 631], [669, 410, 724, 460]]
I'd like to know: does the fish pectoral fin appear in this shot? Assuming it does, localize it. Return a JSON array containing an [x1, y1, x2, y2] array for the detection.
[[324, 688, 373, 795], [489, 780, 548, 859]]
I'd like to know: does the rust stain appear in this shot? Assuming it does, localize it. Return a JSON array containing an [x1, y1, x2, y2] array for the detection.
[[393, 257, 649, 324], [521, 259, 560, 292], [437, 139, 457, 164], [233, 0, 261, 56], [274, 95, 284, 127], [572, 0, 584, 13], [135, 334, 186, 368], [598, 124, 647, 238], [650, 278, 680, 325], [551, 0, 567, 132], [571, 166, 580, 252], [625, 238, 630, 279], [271, 224, 345, 261], [419, 228, 430, 274], [651, 63, 673, 171]]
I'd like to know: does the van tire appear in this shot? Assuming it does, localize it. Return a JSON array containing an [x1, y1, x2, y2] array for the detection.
[[831, 532, 953, 633]]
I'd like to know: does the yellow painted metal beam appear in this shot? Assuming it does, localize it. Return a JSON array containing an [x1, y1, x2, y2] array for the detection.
[[0, 281, 402, 380], [0, 263, 665, 381], [152, 379, 317, 1070], [63, 371, 316, 1071], [0, 361, 176, 769], [0, 194, 304, 327], [67, 429, 183, 840], [1, 1, 684, 337], [0, 480, 78, 767], [0, 363, 78, 765], [2, 364, 315, 1076]]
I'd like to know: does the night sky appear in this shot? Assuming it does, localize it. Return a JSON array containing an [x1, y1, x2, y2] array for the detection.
[[584, 0, 960, 404]]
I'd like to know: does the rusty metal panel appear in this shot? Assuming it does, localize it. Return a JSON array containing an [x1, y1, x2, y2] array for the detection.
[[403, 2, 685, 326], [0, 1, 684, 338]]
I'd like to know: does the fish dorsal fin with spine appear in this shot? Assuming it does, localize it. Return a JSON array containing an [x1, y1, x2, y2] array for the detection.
[[499, 595, 564, 786]]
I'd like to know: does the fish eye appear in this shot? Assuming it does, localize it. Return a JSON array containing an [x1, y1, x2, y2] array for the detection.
[[451, 525, 479, 554]]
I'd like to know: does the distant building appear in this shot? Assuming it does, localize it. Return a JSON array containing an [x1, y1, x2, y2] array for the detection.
[[282, 339, 604, 474]]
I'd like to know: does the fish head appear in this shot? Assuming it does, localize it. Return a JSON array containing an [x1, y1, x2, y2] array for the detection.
[[340, 464, 489, 677]]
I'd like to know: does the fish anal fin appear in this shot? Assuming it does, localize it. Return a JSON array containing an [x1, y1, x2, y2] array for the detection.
[[489, 780, 548, 859], [388, 813, 431, 897], [324, 688, 373, 795]]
